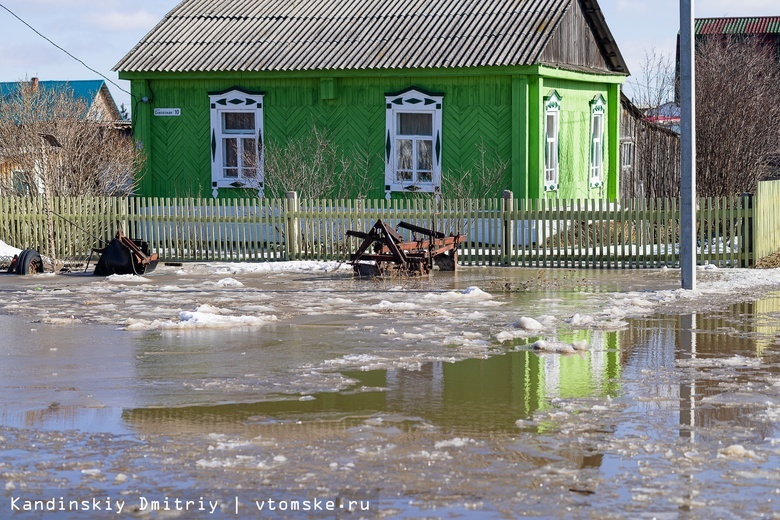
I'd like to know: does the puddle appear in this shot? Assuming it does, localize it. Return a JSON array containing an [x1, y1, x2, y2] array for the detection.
[[1, 266, 779, 517]]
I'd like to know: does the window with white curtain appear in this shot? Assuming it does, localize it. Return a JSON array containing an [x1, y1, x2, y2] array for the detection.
[[590, 95, 606, 188], [384, 88, 443, 199], [208, 88, 264, 198], [544, 91, 561, 192]]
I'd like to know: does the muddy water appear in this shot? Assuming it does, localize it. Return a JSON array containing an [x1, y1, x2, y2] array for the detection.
[[0, 266, 779, 518]]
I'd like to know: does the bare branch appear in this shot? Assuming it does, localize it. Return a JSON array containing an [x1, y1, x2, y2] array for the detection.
[[695, 37, 780, 196], [261, 124, 375, 199], [0, 81, 145, 197]]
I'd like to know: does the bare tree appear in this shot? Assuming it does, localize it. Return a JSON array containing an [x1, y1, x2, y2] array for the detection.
[[0, 81, 144, 197], [261, 124, 374, 199], [695, 37, 780, 196], [626, 47, 676, 110], [441, 139, 509, 199]]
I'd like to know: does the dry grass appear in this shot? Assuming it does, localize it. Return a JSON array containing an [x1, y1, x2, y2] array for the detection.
[[755, 250, 780, 269]]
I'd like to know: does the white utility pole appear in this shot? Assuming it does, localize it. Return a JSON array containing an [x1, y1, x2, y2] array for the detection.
[[680, 0, 696, 290]]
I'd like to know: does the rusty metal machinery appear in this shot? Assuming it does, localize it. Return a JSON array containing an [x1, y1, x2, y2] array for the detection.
[[347, 219, 465, 277]]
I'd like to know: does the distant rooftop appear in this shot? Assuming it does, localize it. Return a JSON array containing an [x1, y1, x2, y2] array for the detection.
[[0, 79, 105, 104], [696, 16, 780, 35], [0, 79, 122, 122]]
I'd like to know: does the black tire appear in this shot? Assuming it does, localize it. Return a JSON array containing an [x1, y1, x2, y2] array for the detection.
[[15, 249, 44, 275]]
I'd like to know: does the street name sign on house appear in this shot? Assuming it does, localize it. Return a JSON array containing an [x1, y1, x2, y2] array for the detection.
[[153, 108, 181, 117]]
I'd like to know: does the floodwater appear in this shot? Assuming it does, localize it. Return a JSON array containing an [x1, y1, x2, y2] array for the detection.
[[0, 265, 779, 518]]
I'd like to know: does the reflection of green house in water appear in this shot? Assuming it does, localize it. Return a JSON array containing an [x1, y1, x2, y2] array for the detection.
[[543, 330, 622, 399], [124, 331, 622, 435]]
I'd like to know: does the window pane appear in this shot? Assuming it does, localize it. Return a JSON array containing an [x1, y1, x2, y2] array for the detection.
[[546, 142, 557, 182], [398, 113, 432, 136], [242, 138, 257, 168], [417, 140, 432, 171], [397, 139, 413, 170], [418, 171, 433, 182], [223, 138, 239, 178], [592, 114, 603, 140], [622, 142, 634, 167], [546, 114, 556, 139], [223, 112, 255, 132], [223, 138, 238, 167], [396, 171, 413, 182]]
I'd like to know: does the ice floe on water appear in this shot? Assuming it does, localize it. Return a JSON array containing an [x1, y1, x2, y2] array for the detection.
[[372, 300, 421, 311], [434, 437, 474, 449], [420, 286, 494, 303], [214, 277, 244, 287], [676, 355, 762, 369], [511, 316, 544, 331], [124, 304, 278, 331]]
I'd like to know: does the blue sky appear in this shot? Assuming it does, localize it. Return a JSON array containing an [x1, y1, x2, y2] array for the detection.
[[0, 0, 777, 112]]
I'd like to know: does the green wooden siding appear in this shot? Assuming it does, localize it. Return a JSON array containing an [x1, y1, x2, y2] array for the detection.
[[538, 77, 616, 200], [130, 69, 620, 200]]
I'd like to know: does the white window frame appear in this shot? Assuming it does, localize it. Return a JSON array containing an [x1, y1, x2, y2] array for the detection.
[[544, 90, 562, 192], [590, 95, 606, 188], [208, 88, 265, 198], [384, 88, 443, 199], [621, 140, 634, 169]]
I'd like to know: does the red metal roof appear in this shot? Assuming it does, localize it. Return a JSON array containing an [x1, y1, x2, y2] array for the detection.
[[696, 17, 780, 35]]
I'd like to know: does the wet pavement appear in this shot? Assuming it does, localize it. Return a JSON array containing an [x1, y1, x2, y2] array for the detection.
[[0, 265, 779, 518]]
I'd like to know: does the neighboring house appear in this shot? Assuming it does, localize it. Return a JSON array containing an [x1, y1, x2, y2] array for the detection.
[[115, 0, 628, 200], [0, 78, 123, 123], [0, 78, 126, 195], [620, 94, 680, 198]]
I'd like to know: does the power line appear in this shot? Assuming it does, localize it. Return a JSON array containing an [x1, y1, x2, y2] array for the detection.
[[0, 2, 133, 99]]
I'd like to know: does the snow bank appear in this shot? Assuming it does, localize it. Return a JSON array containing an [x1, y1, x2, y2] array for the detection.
[[0, 240, 21, 257], [186, 261, 350, 276]]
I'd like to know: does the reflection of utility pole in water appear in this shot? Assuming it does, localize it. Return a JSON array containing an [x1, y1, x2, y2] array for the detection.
[[678, 314, 697, 515], [679, 314, 696, 442]]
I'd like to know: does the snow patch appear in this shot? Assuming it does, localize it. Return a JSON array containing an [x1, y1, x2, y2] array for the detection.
[[104, 274, 151, 283], [0, 240, 21, 257]]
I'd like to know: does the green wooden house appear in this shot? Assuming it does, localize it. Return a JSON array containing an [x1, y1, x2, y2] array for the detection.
[[115, 0, 628, 200]]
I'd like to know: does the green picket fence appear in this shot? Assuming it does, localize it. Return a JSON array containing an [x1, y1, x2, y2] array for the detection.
[[755, 180, 780, 261], [0, 194, 755, 268]]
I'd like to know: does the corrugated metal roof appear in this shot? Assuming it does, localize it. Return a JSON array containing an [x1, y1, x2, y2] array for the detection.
[[696, 17, 780, 36], [115, 0, 615, 73], [0, 79, 106, 103]]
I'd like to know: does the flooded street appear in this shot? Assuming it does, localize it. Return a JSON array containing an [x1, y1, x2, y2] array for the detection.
[[1, 264, 779, 518]]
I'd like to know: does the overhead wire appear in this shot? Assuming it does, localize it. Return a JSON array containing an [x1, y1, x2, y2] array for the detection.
[[0, 2, 134, 100]]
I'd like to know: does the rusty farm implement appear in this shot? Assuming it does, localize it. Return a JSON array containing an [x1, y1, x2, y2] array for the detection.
[[347, 219, 465, 277]]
